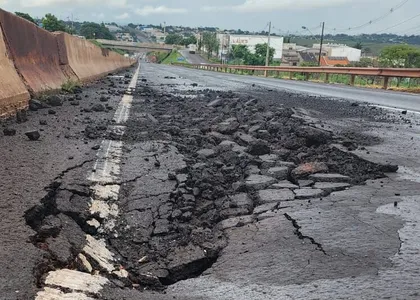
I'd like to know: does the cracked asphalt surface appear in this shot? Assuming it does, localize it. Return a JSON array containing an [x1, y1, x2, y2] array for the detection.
[[1, 62, 420, 299]]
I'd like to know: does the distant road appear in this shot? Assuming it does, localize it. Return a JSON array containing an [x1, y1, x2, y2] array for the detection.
[[179, 50, 209, 64], [135, 31, 152, 43], [160, 63, 420, 112]]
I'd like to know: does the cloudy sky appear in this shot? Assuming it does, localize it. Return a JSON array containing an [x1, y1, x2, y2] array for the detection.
[[1, 0, 419, 35]]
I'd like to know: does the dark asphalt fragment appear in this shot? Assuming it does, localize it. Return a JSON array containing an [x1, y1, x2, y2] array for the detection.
[[3, 127, 16, 136], [91, 104, 106, 112], [25, 130, 41, 141]]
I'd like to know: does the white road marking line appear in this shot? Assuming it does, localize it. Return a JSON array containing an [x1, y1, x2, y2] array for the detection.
[[369, 104, 420, 116], [36, 63, 141, 299]]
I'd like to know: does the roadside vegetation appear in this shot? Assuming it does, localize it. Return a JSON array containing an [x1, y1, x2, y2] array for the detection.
[[161, 50, 185, 64], [147, 50, 187, 64], [165, 34, 197, 46], [61, 79, 81, 93], [14, 11, 115, 39]]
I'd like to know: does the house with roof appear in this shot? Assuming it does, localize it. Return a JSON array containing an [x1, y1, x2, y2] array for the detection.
[[320, 56, 350, 66]]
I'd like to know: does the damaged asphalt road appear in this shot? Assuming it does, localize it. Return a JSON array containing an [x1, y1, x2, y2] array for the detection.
[[1, 62, 420, 299]]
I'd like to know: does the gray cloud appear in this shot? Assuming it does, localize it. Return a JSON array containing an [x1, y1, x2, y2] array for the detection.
[[1, 0, 418, 34]]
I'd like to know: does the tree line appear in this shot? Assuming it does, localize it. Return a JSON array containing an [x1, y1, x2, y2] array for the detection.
[[164, 34, 197, 46], [14, 11, 115, 40], [229, 44, 275, 65]]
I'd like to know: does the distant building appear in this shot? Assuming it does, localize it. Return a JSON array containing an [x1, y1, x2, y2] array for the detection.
[[320, 56, 350, 66], [296, 48, 327, 65], [116, 32, 134, 42], [298, 52, 319, 65], [105, 25, 121, 33], [216, 34, 284, 60], [282, 43, 300, 66], [154, 31, 167, 43], [313, 43, 361, 62]]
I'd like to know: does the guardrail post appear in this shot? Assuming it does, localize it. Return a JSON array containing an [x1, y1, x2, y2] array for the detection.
[[304, 73, 309, 81], [276, 71, 280, 78], [325, 73, 329, 83], [289, 72, 293, 80], [350, 75, 356, 86], [383, 76, 389, 90]]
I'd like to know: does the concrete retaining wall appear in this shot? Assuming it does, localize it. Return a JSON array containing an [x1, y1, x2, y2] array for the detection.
[[0, 9, 133, 118], [0, 9, 77, 94], [57, 33, 132, 82], [0, 22, 30, 117]]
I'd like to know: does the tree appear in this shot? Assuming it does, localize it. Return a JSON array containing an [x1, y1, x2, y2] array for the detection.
[[362, 47, 372, 55], [254, 43, 275, 65], [165, 34, 183, 45], [353, 42, 363, 50], [198, 35, 203, 51], [379, 45, 420, 68], [15, 12, 36, 24], [181, 36, 197, 46], [228, 43, 275, 65], [349, 57, 376, 68], [80, 22, 115, 40], [42, 13, 67, 32], [202, 32, 219, 59], [230, 45, 250, 60]]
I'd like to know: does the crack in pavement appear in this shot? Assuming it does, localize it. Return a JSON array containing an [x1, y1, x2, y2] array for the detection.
[[284, 213, 328, 255], [54, 159, 95, 181], [350, 214, 394, 238]]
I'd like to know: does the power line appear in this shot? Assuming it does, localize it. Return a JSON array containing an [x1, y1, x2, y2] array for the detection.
[[327, 0, 409, 32], [373, 12, 420, 33], [394, 23, 420, 35]]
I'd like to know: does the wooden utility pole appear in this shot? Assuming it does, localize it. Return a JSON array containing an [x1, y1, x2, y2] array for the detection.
[[318, 22, 325, 66], [265, 21, 272, 77]]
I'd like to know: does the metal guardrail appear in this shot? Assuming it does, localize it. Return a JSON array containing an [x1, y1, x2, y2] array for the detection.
[[172, 63, 420, 89]]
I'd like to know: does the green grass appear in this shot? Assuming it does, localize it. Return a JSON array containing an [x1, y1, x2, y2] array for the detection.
[[161, 50, 185, 64], [110, 48, 127, 56], [148, 51, 171, 63], [89, 39, 103, 48], [61, 79, 81, 93]]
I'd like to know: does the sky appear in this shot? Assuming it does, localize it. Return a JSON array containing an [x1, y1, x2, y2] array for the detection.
[[1, 0, 420, 35]]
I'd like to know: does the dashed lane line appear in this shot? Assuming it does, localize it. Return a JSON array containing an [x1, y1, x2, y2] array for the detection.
[[36, 63, 141, 299]]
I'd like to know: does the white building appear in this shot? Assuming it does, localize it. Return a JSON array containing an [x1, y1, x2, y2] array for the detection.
[[105, 25, 121, 33], [217, 34, 284, 60], [313, 43, 361, 62]]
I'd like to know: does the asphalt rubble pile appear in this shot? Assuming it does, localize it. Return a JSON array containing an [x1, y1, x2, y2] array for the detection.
[[109, 85, 398, 290]]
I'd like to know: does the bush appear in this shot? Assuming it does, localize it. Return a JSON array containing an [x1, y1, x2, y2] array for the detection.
[[61, 80, 81, 93]]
